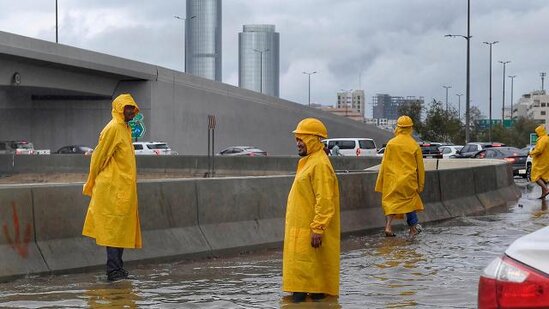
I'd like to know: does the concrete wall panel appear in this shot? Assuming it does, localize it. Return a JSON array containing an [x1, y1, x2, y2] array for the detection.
[[0, 187, 49, 277]]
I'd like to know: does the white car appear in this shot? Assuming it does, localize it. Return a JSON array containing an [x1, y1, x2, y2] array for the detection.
[[322, 138, 377, 156], [439, 145, 463, 159], [133, 142, 178, 155]]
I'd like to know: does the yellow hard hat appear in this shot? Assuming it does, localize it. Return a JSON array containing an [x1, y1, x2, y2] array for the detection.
[[292, 118, 328, 138], [397, 115, 413, 128]]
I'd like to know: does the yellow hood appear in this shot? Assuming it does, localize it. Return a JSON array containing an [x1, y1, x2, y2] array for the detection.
[[111, 94, 140, 123], [536, 124, 547, 137], [295, 133, 324, 156]]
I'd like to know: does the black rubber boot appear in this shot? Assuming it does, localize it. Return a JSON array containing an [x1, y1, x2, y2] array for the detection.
[[291, 292, 307, 303]]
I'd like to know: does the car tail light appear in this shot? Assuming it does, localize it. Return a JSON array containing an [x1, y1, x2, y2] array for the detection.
[[247, 152, 256, 157], [504, 157, 517, 163], [478, 256, 549, 309], [154, 149, 160, 155]]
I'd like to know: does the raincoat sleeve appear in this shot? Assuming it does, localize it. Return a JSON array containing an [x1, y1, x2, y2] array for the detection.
[[416, 147, 425, 193], [310, 163, 337, 235], [530, 138, 546, 157], [83, 125, 120, 196], [375, 156, 386, 193]]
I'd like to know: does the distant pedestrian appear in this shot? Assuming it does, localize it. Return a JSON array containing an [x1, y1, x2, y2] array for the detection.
[[331, 143, 342, 156], [82, 93, 142, 281], [529, 124, 549, 199], [375, 115, 425, 239], [283, 118, 340, 302]]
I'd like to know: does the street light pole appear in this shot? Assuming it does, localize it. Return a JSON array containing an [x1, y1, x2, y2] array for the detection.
[[55, 0, 58, 43], [303, 71, 317, 107], [456, 94, 463, 121], [508, 75, 516, 120], [542, 72, 547, 92], [443, 85, 452, 112], [483, 41, 498, 142], [499, 60, 511, 121], [253, 48, 270, 94], [445, 0, 471, 143], [174, 15, 195, 72]]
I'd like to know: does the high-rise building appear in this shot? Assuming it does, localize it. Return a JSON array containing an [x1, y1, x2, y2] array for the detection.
[[238, 25, 279, 97], [337, 90, 365, 116], [186, 0, 222, 81], [372, 94, 424, 120]]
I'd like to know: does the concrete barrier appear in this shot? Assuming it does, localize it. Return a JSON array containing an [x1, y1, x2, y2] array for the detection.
[[0, 187, 49, 279], [0, 160, 518, 280]]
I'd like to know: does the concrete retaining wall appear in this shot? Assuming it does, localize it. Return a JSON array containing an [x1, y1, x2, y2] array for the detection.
[[0, 154, 382, 176], [0, 160, 518, 280]]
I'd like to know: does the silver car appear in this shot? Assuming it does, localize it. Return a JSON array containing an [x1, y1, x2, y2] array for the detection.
[[217, 146, 267, 156]]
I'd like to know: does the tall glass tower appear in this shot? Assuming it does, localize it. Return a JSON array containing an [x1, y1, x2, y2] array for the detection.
[[239, 25, 279, 97], [186, 0, 222, 81]]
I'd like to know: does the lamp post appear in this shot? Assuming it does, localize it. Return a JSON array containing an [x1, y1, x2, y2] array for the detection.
[[456, 93, 463, 121], [303, 71, 317, 107], [542, 72, 547, 92], [483, 41, 498, 142], [174, 15, 196, 72], [253, 48, 270, 94], [498, 60, 511, 121], [443, 85, 452, 112], [508, 75, 516, 120], [444, 0, 471, 143], [55, 0, 58, 43]]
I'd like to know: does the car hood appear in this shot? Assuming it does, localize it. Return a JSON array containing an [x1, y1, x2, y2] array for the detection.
[[505, 226, 549, 274]]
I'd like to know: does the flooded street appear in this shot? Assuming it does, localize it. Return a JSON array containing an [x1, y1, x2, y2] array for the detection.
[[0, 179, 547, 308]]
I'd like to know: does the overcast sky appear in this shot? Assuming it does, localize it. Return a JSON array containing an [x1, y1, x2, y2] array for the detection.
[[1, 0, 548, 118]]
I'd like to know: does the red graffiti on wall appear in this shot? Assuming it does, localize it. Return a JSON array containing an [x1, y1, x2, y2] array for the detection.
[[2, 202, 32, 258]]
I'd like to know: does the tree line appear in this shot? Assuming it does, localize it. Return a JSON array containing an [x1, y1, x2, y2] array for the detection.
[[397, 99, 540, 147]]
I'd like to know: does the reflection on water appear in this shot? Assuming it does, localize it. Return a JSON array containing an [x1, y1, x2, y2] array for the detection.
[[0, 181, 547, 308], [86, 280, 139, 308]]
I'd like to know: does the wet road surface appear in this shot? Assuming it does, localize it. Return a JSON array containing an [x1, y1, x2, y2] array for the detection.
[[0, 179, 546, 308]]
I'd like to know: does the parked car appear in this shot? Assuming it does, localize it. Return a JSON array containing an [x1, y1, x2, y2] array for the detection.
[[321, 138, 377, 156], [473, 147, 527, 176], [419, 142, 443, 159], [523, 145, 535, 181], [55, 145, 93, 155], [0, 140, 35, 155], [453, 142, 506, 158], [217, 146, 267, 156], [376, 147, 385, 157], [439, 145, 463, 159], [478, 226, 549, 308], [133, 142, 178, 155]]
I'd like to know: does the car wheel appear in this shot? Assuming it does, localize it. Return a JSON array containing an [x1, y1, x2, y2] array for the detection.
[[526, 163, 531, 181]]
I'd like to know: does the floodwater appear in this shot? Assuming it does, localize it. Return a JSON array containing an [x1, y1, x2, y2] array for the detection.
[[0, 179, 547, 308]]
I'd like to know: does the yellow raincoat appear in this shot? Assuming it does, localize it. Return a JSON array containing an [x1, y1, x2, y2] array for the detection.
[[283, 133, 340, 296], [375, 125, 425, 217], [530, 125, 549, 183], [82, 94, 142, 249]]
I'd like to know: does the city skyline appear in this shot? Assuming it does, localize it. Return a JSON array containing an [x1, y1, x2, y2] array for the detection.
[[0, 0, 548, 118]]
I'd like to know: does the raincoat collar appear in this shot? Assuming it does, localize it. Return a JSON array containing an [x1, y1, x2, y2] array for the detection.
[[536, 125, 547, 137], [111, 94, 140, 124]]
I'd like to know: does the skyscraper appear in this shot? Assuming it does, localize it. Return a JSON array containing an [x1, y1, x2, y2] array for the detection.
[[239, 25, 279, 97], [186, 0, 222, 81]]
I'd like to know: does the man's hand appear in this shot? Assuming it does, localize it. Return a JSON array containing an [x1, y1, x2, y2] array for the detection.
[[311, 233, 322, 248]]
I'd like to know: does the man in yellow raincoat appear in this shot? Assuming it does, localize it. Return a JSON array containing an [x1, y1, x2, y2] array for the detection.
[[529, 124, 549, 199], [82, 93, 142, 281], [375, 115, 424, 239], [283, 118, 340, 303]]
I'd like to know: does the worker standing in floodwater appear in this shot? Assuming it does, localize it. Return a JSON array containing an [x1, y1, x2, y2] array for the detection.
[[282, 118, 340, 303], [82, 93, 142, 281], [529, 124, 549, 199], [375, 115, 424, 239]]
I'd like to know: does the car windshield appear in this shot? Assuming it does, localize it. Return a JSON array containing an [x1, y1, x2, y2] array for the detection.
[[148, 143, 169, 149]]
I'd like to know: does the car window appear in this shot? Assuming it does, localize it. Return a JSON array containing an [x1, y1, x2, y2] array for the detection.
[[148, 143, 168, 149], [133, 144, 143, 150], [339, 141, 356, 149], [462, 145, 473, 153], [15, 142, 33, 149], [359, 140, 376, 149], [327, 141, 336, 149], [0, 142, 6, 151], [485, 149, 497, 158], [442, 147, 451, 154]]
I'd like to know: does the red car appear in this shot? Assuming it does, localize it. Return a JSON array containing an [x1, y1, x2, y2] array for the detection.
[[478, 226, 549, 308]]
